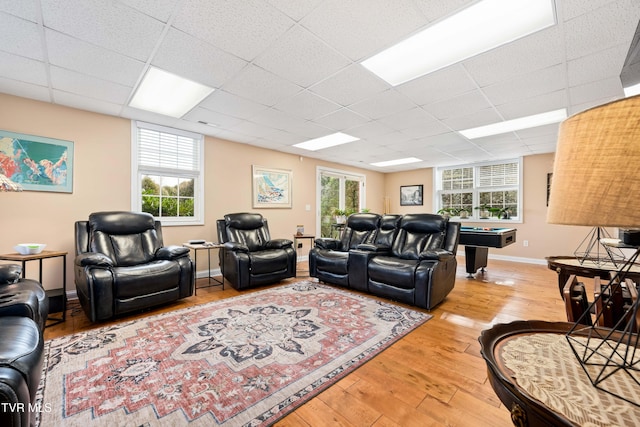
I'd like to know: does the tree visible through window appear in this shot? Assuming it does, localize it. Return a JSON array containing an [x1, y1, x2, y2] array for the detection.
[[132, 122, 204, 225]]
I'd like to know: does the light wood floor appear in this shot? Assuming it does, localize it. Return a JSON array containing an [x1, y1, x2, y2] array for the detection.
[[45, 258, 567, 426]]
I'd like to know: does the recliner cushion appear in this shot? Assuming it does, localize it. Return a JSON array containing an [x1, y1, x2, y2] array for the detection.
[[113, 260, 181, 298], [314, 251, 349, 275], [368, 257, 417, 290], [248, 250, 290, 275]]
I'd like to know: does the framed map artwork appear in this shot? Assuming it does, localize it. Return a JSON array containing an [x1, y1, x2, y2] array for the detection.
[[0, 130, 74, 193], [252, 165, 292, 208]]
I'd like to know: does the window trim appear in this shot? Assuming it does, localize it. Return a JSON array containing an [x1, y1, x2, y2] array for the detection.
[[131, 121, 205, 226], [434, 158, 523, 223]]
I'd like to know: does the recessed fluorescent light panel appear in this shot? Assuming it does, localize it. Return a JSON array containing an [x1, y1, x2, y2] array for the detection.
[[371, 157, 422, 167], [361, 0, 557, 86], [459, 109, 567, 139], [293, 132, 359, 151], [624, 82, 640, 97], [129, 67, 215, 118]]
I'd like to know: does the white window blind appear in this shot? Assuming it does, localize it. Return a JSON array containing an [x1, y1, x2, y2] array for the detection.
[[138, 128, 200, 171]]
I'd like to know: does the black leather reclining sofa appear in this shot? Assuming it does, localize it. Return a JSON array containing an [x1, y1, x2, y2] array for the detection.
[[309, 213, 460, 310], [0, 264, 48, 427]]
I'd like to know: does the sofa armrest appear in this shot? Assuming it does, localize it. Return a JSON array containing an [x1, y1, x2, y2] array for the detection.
[[420, 249, 454, 261], [314, 238, 340, 250], [75, 252, 114, 267], [224, 242, 249, 253], [0, 264, 22, 285], [266, 239, 293, 249], [156, 245, 190, 260]]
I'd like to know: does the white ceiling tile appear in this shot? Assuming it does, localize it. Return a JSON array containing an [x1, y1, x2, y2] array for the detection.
[[42, 0, 164, 60], [564, 0, 640, 60], [346, 120, 396, 140], [46, 29, 144, 87], [495, 90, 568, 120], [442, 108, 502, 131], [173, 0, 294, 61], [568, 76, 624, 105], [0, 51, 48, 86], [413, 0, 474, 21], [0, 12, 44, 60], [266, 0, 324, 21], [301, 0, 427, 61], [464, 26, 565, 87], [422, 90, 492, 120], [274, 90, 341, 120], [50, 66, 130, 104], [183, 107, 243, 129], [254, 25, 350, 88], [120, 0, 179, 23], [0, 1, 39, 22], [198, 90, 268, 120], [377, 107, 436, 131], [309, 64, 389, 107], [0, 77, 50, 102], [482, 64, 567, 107], [349, 89, 417, 120], [152, 28, 248, 89], [222, 64, 302, 107], [247, 108, 310, 131], [567, 44, 629, 87], [396, 64, 478, 105], [52, 90, 123, 116], [313, 108, 370, 131]]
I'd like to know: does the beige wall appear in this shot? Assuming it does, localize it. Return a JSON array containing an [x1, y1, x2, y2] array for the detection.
[[383, 154, 593, 261], [0, 94, 385, 290], [0, 93, 595, 293]]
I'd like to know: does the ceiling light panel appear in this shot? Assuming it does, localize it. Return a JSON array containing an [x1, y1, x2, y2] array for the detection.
[[370, 157, 422, 167], [459, 108, 567, 139], [293, 132, 359, 151], [361, 0, 557, 86], [129, 67, 215, 118]]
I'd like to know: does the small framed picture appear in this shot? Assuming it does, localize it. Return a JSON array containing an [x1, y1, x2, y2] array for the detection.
[[400, 185, 423, 206]]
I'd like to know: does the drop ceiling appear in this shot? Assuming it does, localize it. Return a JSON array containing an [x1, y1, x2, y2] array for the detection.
[[1, 0, 638, 172]]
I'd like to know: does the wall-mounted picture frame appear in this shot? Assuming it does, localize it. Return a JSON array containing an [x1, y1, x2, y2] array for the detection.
[[0, 130, 74, 193], [400, 184, 423, 206], [252, 165, 292, 208]]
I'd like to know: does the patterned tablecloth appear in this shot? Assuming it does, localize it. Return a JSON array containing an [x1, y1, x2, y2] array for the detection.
[[500, 333, 640, 426]]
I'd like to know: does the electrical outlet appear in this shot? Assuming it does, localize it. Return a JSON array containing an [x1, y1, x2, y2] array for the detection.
[[523, 240, 529, 247], [297, 243, 303, 248]]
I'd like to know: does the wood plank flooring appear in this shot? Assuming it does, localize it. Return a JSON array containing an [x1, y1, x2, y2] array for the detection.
[[45, 258, 567, 426]]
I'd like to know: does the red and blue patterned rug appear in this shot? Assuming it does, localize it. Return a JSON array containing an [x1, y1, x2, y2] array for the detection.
[[37, 281, 431, 426]]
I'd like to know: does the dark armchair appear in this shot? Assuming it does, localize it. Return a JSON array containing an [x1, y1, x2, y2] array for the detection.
[[216, 213, 296, 290], [366, 213, 460, 309], [74, 211, 194, 322], [309, 213, 381, 287]]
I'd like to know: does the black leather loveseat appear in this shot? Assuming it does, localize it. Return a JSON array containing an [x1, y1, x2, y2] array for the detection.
[[309, 213, 460, 310], [74, 211, 194, 322], [0, 264, 48, 427]]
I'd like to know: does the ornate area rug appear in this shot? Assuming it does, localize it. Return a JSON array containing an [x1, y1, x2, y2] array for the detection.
[[37, 281, 431, 426]]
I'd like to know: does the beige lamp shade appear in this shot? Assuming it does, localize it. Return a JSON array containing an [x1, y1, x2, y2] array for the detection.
[[547, 94, 640, 227]]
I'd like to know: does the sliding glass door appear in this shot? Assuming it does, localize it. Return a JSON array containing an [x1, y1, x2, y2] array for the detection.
[[317, 167, 365, 238]]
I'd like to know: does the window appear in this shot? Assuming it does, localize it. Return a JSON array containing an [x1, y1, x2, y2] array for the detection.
[[316, 167, 366, 238], [131, 121, 204, 225], [436, 159, 521, 220]]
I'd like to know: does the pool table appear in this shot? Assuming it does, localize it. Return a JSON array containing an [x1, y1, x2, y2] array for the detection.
[[459, 227, 517, 277]]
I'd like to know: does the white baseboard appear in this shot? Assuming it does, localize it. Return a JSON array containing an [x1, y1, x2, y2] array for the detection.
[[456, 250, 547, 265]]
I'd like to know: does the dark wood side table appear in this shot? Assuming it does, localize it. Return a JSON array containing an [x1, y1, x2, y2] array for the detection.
[[0, 250, 67, 326], [183, 242, 224, 294], [547, 255, 640, 297], [479, 320, 640, 426]]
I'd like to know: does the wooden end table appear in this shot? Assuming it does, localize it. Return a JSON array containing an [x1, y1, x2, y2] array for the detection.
[[0, 250, 67, 326]]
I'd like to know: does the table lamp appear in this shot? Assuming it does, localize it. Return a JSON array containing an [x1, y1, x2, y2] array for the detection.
[[0, 173, 22, 192], [547, 94, 640, 405]]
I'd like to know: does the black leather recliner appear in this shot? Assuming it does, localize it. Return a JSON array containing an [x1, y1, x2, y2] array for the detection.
[[309, 213, 381, 287], [0, 264, 47, 427], [366, 213, 460, 309], [216, 213, 296, 290], [74, 211, 194, 322]]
